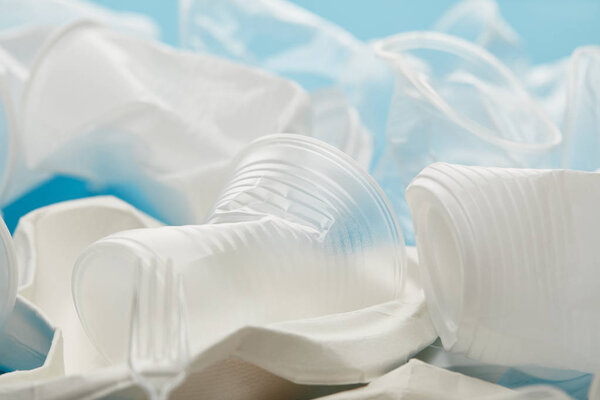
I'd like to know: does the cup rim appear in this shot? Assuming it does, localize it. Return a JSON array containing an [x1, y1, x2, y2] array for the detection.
[[373, 31, 562, 152]]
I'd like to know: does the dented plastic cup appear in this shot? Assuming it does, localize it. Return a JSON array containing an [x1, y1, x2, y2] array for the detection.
[[73, 134, 405, 363], [0, 216, 17, 330], [407, 162, 600, 372], [371, 32, 561, 243]]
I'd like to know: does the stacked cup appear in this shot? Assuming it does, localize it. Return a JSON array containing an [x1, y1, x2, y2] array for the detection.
[[407, 162, 600, 372], [72, 134, 405, 364]]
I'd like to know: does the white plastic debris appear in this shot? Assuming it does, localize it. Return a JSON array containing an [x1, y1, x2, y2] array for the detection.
[[407, 162, 600, 372], [19, 21, 311, 224]]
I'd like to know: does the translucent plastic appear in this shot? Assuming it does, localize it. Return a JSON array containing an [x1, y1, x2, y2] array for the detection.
[[433, 0, 523, 70], [19, 21, 310, 224], [562, 46, 600, 171], [178, 0, 393, 161], [407, 162, 600, 372], [0, 0, 158, 39], [372, 32, 561, 243], [0, 215, 17, 330], [73, 134, 405, 364]]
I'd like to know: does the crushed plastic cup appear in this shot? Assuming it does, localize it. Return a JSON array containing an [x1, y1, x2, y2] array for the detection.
[[562, 46, 600, 171], [371, 31, 562, 243], [19, 21, 311, 224], [407, 162, 600, 372], [0, 215, 17, 331], [178, 0, 393, 161], [72, 134, 405, 364]]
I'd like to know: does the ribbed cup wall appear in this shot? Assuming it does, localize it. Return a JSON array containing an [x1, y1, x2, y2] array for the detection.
[[73, 134, 405, 363], [408, 162, 600, 372]]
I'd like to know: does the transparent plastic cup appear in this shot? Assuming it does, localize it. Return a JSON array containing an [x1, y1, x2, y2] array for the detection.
[[371, 32, 561, 243], [73, 134, 405, 364], [0, 215, 17, 330], [407, 162, 600, 372]]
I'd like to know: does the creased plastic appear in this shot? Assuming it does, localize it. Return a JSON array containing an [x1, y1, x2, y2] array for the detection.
[[407, 162, 600, 372]]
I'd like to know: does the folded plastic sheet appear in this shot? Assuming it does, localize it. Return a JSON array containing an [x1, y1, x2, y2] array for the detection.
[[417, 342, 591, 400], [407, 163, 600, 372], [0, 0, 159, 205], [18, 21, 310, 224], [178, 0, 393, 164]]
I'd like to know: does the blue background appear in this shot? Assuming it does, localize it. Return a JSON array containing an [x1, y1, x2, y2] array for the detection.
[[3, 0, 600, 231]]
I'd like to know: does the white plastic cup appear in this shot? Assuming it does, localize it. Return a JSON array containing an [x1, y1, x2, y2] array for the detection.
[[73, 134, 405, 363], [407, 162, 600, 372], [371, 32, 561, 243]]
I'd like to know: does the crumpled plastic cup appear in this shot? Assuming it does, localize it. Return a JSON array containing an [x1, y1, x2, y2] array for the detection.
[[371, 32, 562, 243], [72, 134, 405, 364], [0, 0, 160, 205], [407, 162, 600, 372], [0, 215, 17, 330]]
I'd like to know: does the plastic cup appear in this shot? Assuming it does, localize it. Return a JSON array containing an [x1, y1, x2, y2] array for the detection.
[[73, 134, 405, 364], [0, 215, 17, 331], [371, 31, 561, 243], [407, 162, 600, 372]]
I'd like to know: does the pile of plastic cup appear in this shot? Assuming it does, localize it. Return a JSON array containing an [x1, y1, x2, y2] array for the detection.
[[72, 134, 405, 363], [371, 31, 561, 242], [407, 162, 600, 372]]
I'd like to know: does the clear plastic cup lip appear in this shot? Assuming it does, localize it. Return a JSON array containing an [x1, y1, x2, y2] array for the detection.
[[372, 31, 562, 152], [0, 216, 17, 331]]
